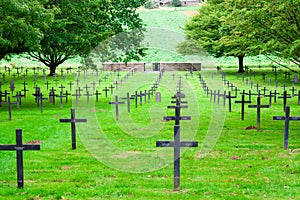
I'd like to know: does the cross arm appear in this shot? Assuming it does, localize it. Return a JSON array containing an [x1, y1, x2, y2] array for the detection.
[[0, 145, 40, 150], [156, 141, 198, 147]]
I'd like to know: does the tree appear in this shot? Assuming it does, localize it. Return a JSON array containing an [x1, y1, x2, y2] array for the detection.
[[179, 0, 300, 73], [172, 0, 182, 7], [225, 0, 300, 68], [29, 0, 147, 75], [0, 0, 54, 60], [178, 0, 253, 72]]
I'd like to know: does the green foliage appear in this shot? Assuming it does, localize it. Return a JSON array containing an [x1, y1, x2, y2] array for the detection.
[[0, 0, 147, 75], [172, 0, 182, 7], [30, 0, 147, 75], [0, 0, 54, 60], [225, 0, 300, 66], [179, 0, 300, 72], [145, 0, 154, 9]]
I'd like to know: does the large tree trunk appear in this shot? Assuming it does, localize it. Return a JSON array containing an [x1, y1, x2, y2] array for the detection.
[[237, 55, 245, 73], [49, 64, 57, 76]]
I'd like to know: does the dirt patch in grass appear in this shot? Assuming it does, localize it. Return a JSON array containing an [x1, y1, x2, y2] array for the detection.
[[25, 140, 42, 144]]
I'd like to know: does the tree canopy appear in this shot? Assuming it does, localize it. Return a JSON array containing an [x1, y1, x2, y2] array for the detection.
[[178, 0, 300, 72], [0, 0, 54, 60], [1, 0, 147, 75]]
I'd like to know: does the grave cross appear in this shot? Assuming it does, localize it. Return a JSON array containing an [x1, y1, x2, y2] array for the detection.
[[294, 90, 300, 105], [1, 96, 18, 120], [278, 91, 292, 111], [12, 91, 23, 107], [56, 91, 66, 109], [289, 87, 296, 97], [91, 81, 97, 91], [59, 84, 65, 92], [44, 81, 50, 91], [72, 90, 82, 107], [131, 91, 139, 108], [164, 99, 190, 125], [94, 90, 101, 103], [156, 125, 198, 191], [109, 84, 115, 95], [109, 96, 125, 120], [64, 91, 71, 103], [264, 91, 274, 106], [0, 129, 40, 188], [139, 91, 145, 105], [68, 81, 74, 91], [271, 90, 280, 103], [60, 108, 87, 149], [273, 106, 300, 149], [38, 93, 48, 113], [84, 91, 93, 104], [121, 92, 134, 112], [226, 91, 236, 112], [248, 97, 270, 130], [235, 94, 251, 120], [102, 87, 110, 98]]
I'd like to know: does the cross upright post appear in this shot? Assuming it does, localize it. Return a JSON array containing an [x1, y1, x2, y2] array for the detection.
[[273, 106, 300, 149], [94, 90, 101, 103], [109, 96, 125, 120], [121, 92, 134, 112], [0, 129, 40, 188], [156, 125, 197, 190], [235, 94, 251, 120], [278, 91, 292, 111], [248, 96, 270, 130], [102, 87, 109, 98], [226, 91, 236, 112], [60, 108, 87, 149]]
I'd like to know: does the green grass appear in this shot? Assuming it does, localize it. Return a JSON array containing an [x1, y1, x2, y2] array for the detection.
[[0, 67, 300, 199], [1, 5, 300, 199]]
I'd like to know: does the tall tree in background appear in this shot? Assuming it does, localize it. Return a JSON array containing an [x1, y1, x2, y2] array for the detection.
[[0, 0, 53, 60], [178, 0, 252, 72], [29, 0, 146, 75], [179, 0, 300, 72], [226, 0, 300, 68]]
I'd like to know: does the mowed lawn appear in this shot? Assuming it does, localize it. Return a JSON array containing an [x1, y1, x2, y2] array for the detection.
[[0, 67, 299, 199], [1, 5, 300, 200]]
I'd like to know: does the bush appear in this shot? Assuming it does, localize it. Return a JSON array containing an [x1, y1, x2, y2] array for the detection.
[[172, 0, 182, 7], [145, 0, 154, 9]]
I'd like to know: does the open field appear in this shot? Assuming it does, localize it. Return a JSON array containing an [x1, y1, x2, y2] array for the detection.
[[1, 5, 300, 199], [0, 66, 300, 199]]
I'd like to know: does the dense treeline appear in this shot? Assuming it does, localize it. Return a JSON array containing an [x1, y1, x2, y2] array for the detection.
[[177, 0, 300, 72]]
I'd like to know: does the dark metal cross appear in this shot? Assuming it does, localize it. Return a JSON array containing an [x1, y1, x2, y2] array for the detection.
[[156, 125, 198, 191], [72, 90, 82, 107], [94, 90, 101, 102], [235, 94, 251, 120], [57, 91, 66, 109], [248, 97, 270, 130], [226, 91, 236, 112], [1, 96, 18, 120], [38, 93, 48, 113], [109, 84, 115, 94], [60, 108, 87, 149], [84, 91, 93, 104], [109, 96, 125, 120], [0, 129, 40, 188], [273, 106, 300, 149], [102, 87, 109, 98], [278, 91, 292, 111], [121, 92, 134, 112]]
